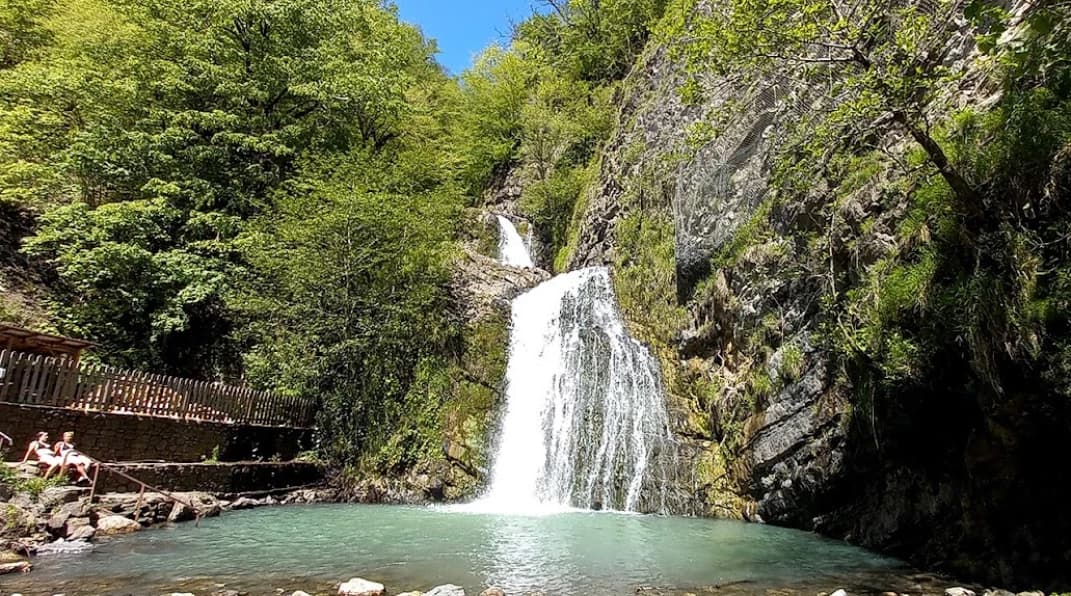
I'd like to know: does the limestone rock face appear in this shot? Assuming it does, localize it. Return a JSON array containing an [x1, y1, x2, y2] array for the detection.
[[338, 578, 385, 596], [94, 514, 141, 536]]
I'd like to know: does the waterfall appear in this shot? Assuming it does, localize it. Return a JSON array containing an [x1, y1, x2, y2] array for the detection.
[[496, 215, 534, 268], [478, 266, 677, 514]]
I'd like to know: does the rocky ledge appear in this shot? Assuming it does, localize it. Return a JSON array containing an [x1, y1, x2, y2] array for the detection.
[[450, 246, 550, 324], [0, 485, 336, 575]]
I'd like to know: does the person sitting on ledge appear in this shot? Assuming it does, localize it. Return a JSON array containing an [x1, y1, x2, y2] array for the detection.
[[53, 431, 95, 485], [18, 431, 63, 479]]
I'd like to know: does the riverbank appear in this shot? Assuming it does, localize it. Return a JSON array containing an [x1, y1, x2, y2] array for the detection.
[[0, 484, 336, 568]]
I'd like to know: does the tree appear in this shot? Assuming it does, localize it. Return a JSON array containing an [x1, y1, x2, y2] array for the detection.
[[236, 164, 459, 464], [7, 0, 441, 377], [680, 0, 981, 206]]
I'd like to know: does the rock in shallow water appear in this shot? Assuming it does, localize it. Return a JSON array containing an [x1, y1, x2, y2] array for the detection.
[[426, 585, 465, 596], [945, 588, 976, 596], [0, 560, 31, 574], [35, 538, 94, 554], [95, 514, 141, 535], [338, 578, 386, 596], [479, 588, 506, 596]]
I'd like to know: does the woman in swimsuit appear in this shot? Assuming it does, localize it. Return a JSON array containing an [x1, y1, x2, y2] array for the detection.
[[18, 431, 63, 479], [53, 431, 94, 484]]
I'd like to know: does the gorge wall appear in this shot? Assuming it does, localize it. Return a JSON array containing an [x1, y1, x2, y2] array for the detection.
[[544, 1, 1071, 590]]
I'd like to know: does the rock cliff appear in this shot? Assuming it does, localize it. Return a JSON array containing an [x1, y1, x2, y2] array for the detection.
[[559, 1, 1071, 589]]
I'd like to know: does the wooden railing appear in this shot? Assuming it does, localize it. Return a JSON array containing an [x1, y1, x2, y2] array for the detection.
[[0, 349, 316, 428]]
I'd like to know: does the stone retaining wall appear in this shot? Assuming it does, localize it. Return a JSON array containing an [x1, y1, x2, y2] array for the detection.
[[95, 461, 324, 494], [0, 403, 313, 463]]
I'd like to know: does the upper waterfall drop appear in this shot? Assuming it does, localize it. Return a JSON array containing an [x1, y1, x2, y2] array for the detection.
[[496, 215, 534, 268], [477, 266, 677, 514]]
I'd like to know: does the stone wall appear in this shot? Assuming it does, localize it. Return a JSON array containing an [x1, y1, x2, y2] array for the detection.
[[0, 403, 313, 463], [95, 461, 324, 494]]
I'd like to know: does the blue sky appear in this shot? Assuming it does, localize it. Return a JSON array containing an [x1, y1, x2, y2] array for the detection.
[[394, 0, 540, 75]]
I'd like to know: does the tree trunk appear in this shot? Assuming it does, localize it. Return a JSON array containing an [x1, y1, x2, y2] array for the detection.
[[892, 110, 981, 210]]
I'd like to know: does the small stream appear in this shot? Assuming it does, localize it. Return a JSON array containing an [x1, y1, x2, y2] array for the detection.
[[5, 504, 912, 596]]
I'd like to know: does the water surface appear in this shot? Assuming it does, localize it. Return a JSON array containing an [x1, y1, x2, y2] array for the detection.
[[5, 504, 908, 596]]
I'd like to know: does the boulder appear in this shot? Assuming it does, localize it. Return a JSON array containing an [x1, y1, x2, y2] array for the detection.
[[338, 578, 386, 596], [0, 551, 31, 575], [479, 588, 506, 596], [292, 592, 313, 596], [229, 497, 260, 510], [58, 500, 91, 518], [945, 589, 976, 596], [64, 515, 93, 539], [67, 524, 96, 542], [0, 505, 36, 539], [38, 487, 86, 509], [831, 590, 848, 596], [426, 585, 466, 596], [168, 501, 196, 523], [95, 515, 141, 536], [46, 512, 71, 537], [984, 591, 1015, 596]]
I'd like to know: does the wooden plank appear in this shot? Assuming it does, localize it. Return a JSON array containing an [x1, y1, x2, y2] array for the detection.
[[8, 352, 26, 403], [39, 356, 58, 406], [199, 381, 212, 421], [50, 359, 72, 406], [148, 373, 161, 415], [19, 355, 40, 405], [158, 374, 171, 416], [137, 371, 152, 415], [27, 355, 46, 405], [252, 388, 263, 425], [177, 378, 192, 420], [0, 349, 11, 402], [96, 365, 115, 412], [190, 380, 205, 421]]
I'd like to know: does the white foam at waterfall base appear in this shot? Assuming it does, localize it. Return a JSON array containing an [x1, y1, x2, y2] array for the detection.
[[460, 266, 676, 516], [496, 215, 534, 268]]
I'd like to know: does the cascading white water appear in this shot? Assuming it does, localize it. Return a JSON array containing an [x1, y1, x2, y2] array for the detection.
[[477, 266, 677, 514], [496, 215, 534, 268]]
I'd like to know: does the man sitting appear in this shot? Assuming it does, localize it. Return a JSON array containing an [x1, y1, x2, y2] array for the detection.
[[17, 431, 63, 479]]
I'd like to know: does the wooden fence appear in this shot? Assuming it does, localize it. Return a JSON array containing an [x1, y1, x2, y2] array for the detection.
[[0, 349, 316, 428]]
